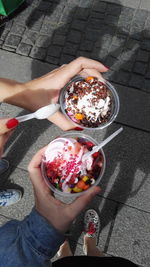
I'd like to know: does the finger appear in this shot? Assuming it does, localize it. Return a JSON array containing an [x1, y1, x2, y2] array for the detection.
[[0, 118, 19, 135], [28, 146, 47, 174], [48, 110, 75, 130], [68, 186, 101, 219], [28, 146, 52, 194], [56, 57, 108, 87], [60, 57, 108, 77], [79, 69, 105, 82]]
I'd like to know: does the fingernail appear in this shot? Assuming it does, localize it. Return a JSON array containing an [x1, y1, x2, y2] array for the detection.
[[73, 127, 83, 131], [105, 66, 109, 70], [6, 118, 19, 129]]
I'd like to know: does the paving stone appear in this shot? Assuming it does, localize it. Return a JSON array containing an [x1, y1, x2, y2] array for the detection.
[[37, 1, 52, 11], [90, 10, 105, 20], [92, 1, 107, 12], [140, 0, 150, 12], [120, 60, 134, 72], [22, 30, 38, 45], [36, 35, 52, 48], [2, 46, 16, 52], [141, 39, 150, 52], [145, 65, 150, 78], [80, 39, 94, 51], [60, 53, 75, 64], [112, 35, 127, 48], [131, 10, 149, 29], [133, 61, 147, 75], [74, 7, 90, 20], [113, 70, 130, 85], [30, 46, 47, 60], [71, 19, 86, 32], [52, 34, 66, 46], [85, 29, 102, 42], [4, 34, 21, 48], [47, 45, 62, 57], [16, 43, 32, 56], [0, 49, 55, 82], [26, 10, 44, 31], [137, 49, 150, 63], [10, 24, 25, 36], [46, 55, 59, 65], [143, 78, 150, 91], [108, 205, 150, 266], [76, 50, 91, 58], [88, 18, 105, 30], [129, 73, 144, 89], [40, 22, 55, 35], [59, 6, 74, 23], [63, 42, 78, 55], [67, 30, 82, 44], [106, 3, 122, 16]]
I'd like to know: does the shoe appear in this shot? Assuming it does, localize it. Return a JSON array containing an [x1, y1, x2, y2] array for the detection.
[[0, 159, 9, 175], [0, 189, 22, 207], [83, 209, 100, 254]]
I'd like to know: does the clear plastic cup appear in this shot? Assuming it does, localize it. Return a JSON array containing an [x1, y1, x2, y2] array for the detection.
[[59, 76, 120, 130], [41, 132, 106, 198]]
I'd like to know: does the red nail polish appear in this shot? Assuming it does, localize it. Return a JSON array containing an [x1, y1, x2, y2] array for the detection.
[[6, 118, 19, 129], [73, 127, 83, 131]]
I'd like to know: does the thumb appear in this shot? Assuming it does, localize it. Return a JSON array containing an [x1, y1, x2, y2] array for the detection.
[[68, 186, 101, 219], [0, 118, 19, 135]]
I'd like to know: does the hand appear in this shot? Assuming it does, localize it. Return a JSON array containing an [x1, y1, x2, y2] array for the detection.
[[28, 147, 101, 233], [24, 57, 108, 130]]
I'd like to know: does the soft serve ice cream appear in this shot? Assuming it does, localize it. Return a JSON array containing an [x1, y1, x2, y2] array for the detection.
[[43, 136, 103, 194], [64, 77, 112, 128]]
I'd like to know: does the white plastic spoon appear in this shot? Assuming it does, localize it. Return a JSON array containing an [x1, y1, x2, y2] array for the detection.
[[82, 127, 123, 161], [16, 103, 60, 123]]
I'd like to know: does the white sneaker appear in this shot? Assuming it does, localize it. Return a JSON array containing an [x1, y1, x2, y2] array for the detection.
[[0, 159, 9, 175], [83, 209, 101, 255], [0, 189, 22, 207]]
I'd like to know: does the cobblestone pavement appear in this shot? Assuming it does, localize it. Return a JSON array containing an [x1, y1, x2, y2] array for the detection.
[[0, 0, 150, 92], [0, 1, 150, 266]]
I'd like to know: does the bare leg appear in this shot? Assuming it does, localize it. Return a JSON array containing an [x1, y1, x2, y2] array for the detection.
[[57, 240, 73, 259], [83, 235, 105, 257]]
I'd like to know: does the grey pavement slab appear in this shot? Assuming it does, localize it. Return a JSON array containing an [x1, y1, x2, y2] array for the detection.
[[0, 168, 34, 221], [139, 0, 150, 11], [103, 0, 141, 9], [114, 83, 150, 132], [0, 49, 55, 82], [108, 204, 150, 266]]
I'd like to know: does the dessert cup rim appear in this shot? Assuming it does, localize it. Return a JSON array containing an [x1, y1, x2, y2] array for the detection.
[[41, 132, 106, 198], [59, 77, 120, 130]]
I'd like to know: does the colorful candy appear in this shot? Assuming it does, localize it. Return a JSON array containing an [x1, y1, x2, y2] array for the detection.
[[44, 136, 103, 194]]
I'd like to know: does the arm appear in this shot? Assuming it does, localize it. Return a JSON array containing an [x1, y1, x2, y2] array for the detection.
[[0, 147, 100, 266], [0, 57, 108, 130], [0, 208, 65, 267]]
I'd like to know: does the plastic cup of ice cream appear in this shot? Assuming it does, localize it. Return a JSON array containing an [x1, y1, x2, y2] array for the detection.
[[59, 76, 120, 130], [41, 132, 106, 197]]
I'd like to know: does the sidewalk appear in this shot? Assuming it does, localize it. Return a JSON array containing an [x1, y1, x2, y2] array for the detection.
[[0, 1, 150, 266]]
